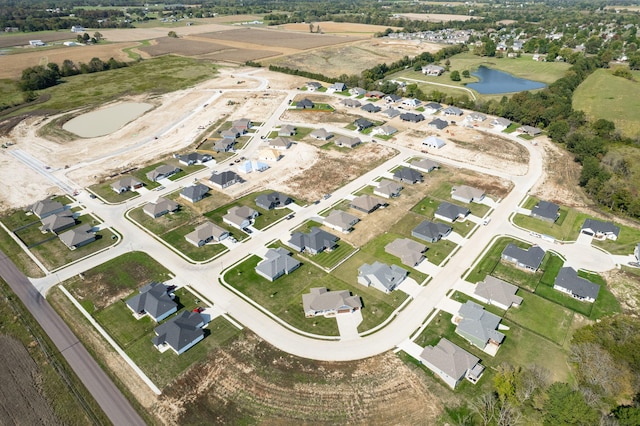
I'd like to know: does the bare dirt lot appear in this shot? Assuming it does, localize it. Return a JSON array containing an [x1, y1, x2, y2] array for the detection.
[[278, 21, 402, 35], [0, 336, 58, 425]]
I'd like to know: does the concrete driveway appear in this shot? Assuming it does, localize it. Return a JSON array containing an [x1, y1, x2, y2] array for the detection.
[[397, 277, 421, 298], [336, 311, 362, 340], [444, 231, 466, 246]]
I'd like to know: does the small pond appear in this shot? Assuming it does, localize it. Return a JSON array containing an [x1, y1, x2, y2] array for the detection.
[[63, 102, 153, 138], [467, 66, 546, 94]]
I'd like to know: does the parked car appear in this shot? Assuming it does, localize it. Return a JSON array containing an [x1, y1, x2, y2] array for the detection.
[[323, 193, 331, 199], [243, 227, 253, 234]]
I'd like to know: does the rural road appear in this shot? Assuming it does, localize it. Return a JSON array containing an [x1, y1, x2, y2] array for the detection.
[[0, 251, 146, 426]]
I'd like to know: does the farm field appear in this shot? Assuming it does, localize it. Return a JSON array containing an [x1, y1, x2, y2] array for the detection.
[[199, 27, 363, 50], [573, 68, 640, 138], [277, 21, 401, 35], [394, 13, 479, 22], [139, 36, 231, 57]]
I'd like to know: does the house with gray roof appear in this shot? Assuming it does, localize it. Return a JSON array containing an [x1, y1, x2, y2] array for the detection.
[[323, 210, 359, 233], [302, 287, 362, 317], [256, 192, 291, 210], [455, 301, 505, 353], [177, 152, 212, 166], [329, 82, 347, 92], [31, 198, 65, 219], [39, 211, 75, 234], [255, 248, 300, 282], [385, 238, 427, 267], [349, 87, 366, 96], [581, 219, 620, 241], [553, 267, 600, 303], [179, 184, 209, 203], [341, 98, 362, 108], [410, 158, 439, 173], [451, 185, 485, 204], [209, 171, 240, 189], [399, 112, 425, 123], [381, 107, 401, 118], [152, 311, 205, 355], [143, 197, 179, 218], [384, 94, 402, 104], [372, 125, 397, 136], [354, 118, 374, 131], [126, 282, 177, 322], [296, 98, 314, 109], [501, 243, 545, 272], [374, 179, 403, 199], [357, 261, 407, 294], [422, 136, 446, 149], [305, 82, 322, 91], [474, 276, 523, 310], [491, 117, 512, 129], [443, 106, 464, 116], [223, 206, 258, 230], [361, 103, 381, 113], [350, 195, 386, 214], [269, 136, 293, 150], [434, 202, 470, 223], [517, 125, 542, 137], [422, 64, 445, 76], [111, 176, 144, 193], [146, 164, 179, 182], [424, 102, 443, 114], [466, 112, 487, 122], [310, 128, 333, 141], [214, 139, 235, 153], [420, 338, 484, 389], [58, 224, 95, 250], [278, 125, 296, 137], [393, 167, 423, 184], [335, 135, 361, 148], [220, 128, 240, 140], [428, 118, 449, 130], [287, 227, 338, 255], [531, 200, 560, 222], [185, 221, 228, 247], [412, 220, 452, 243]]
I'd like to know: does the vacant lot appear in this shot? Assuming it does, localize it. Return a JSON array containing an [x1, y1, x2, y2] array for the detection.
[[200, 27, 362, 50], [278, 21, 401, 35]]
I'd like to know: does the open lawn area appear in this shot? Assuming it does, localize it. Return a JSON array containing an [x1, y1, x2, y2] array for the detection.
[[88, 181, 139, 203], [513, 197, 590, 241], [573, 68, 640, 139], [593, 221, 640, 255], [301, 240, 357, 270]]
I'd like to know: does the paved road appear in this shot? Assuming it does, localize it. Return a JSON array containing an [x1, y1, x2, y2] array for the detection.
[[0, 251, 146, 426]]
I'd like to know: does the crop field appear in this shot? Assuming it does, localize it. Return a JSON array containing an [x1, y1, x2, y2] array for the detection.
[[0, 31, 76, 49], [278, 21, 401, 35], [202, 48, 282, 62], [573, 68, 640, 138], [199, 27, 363, 50], [139, 36, 230, 57]]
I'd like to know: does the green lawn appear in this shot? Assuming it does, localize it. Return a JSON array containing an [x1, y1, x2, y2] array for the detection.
[[87, 181, 139, 203], [305, 240, 358, 270], [513, 198, 590, 241], [162, 221, 227, 262], [593, 221, 640, 255], [466, 237, 534, 283]]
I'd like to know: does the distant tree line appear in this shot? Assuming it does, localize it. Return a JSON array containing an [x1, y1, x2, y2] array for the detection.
[[18, 57, 128, 91]]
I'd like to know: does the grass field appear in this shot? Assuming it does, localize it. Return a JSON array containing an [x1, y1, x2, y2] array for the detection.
[[573, 68, 640, 138], [513, 197, 591, 241], [593, 219, 640, 255]]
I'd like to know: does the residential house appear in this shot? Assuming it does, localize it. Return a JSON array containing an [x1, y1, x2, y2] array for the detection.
[[381, 107, 401, 118], [278, 125, 297, 136], [410, 158, 440, 173], [255, 248, 300, 281], [152, 311, 206, 355], [420, 338, 484, 389], [70, 25, 85, 33], [222, 206, 258, 230], [302, 287, 362, 317], [401, 98, 422, 109], [466, 112, 487, 123], [214, 139, 235, 153], [428, 118, 449, 130], [126, 282, 177, 322], [146, 164, 180, 182], [231, 118, 251, 132], [580, 219, 620, 240], [143, 197, 179, 218], [296, 98, 315, 109], [177, 152, 212, 166], [350, 195, 386, 214], [328, 82, 347, 92], [255, 192, 291, 210], [269, 136, 293, 150], [31, 198, 65, 219], [323, 210, 359, 233], [374, 179, 403, 198], [305, 81, 323, 91], [443, 106, 464, 116], [422, 64, 446, 76], [361, 103, 381, 113], [341, 98, 362, 108], [335, 135, 361, 148], [491, 117, 512, 130], [39, 211, 75, 234], [310, 128, 333, 141], [531, 200, 560, 222], [354, 118, 374, 131], [422, 136, 446, 149], [393, 167, 423, 184], [209, 171, 240, 189], [259, 149, 282, 162], [424, 102, 443, 114], [474, 276, 523, 310], [385, 238, 427, 267], [221, 128, 241, 139], [349, 87, 366, 96], [455, 301, 505, 353], [185, 221, 229, 247], [384, 94, 402, 104], [357, 261, 408, 294], [553, 267, 600, 303], [59, 224, 95, 249], [372, 125, 397, 136], [179, 184, 209, 203], [517, 125, 542, 137], [434, 202, 470, 222], [111, 176, 144, 193], [366, 90, 385, 99], [412, 220, 452, 243], [287, 227, 338, 255], [501, 243, 545, 272], [399, 113, 425, 123], [451, 185, 485, 204]]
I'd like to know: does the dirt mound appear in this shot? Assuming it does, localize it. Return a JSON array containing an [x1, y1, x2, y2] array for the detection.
[[160, 332, 442, 425]]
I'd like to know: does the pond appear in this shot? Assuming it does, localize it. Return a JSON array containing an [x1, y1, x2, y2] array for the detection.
[[63, 102, 153, 138], [467, 66, 546, 95]]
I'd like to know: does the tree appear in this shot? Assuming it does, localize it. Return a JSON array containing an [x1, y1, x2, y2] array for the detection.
[[93, 31, 103, 42], [450, 70, 461, 81], [471, 393, 497, 426], [543, 383, 599, 426], [309, 22, 314, 33], [462, 70, 470, 78], [18, 65, 59, 91], [82, 32, 90, 42], [167, 31, 178, 38]]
